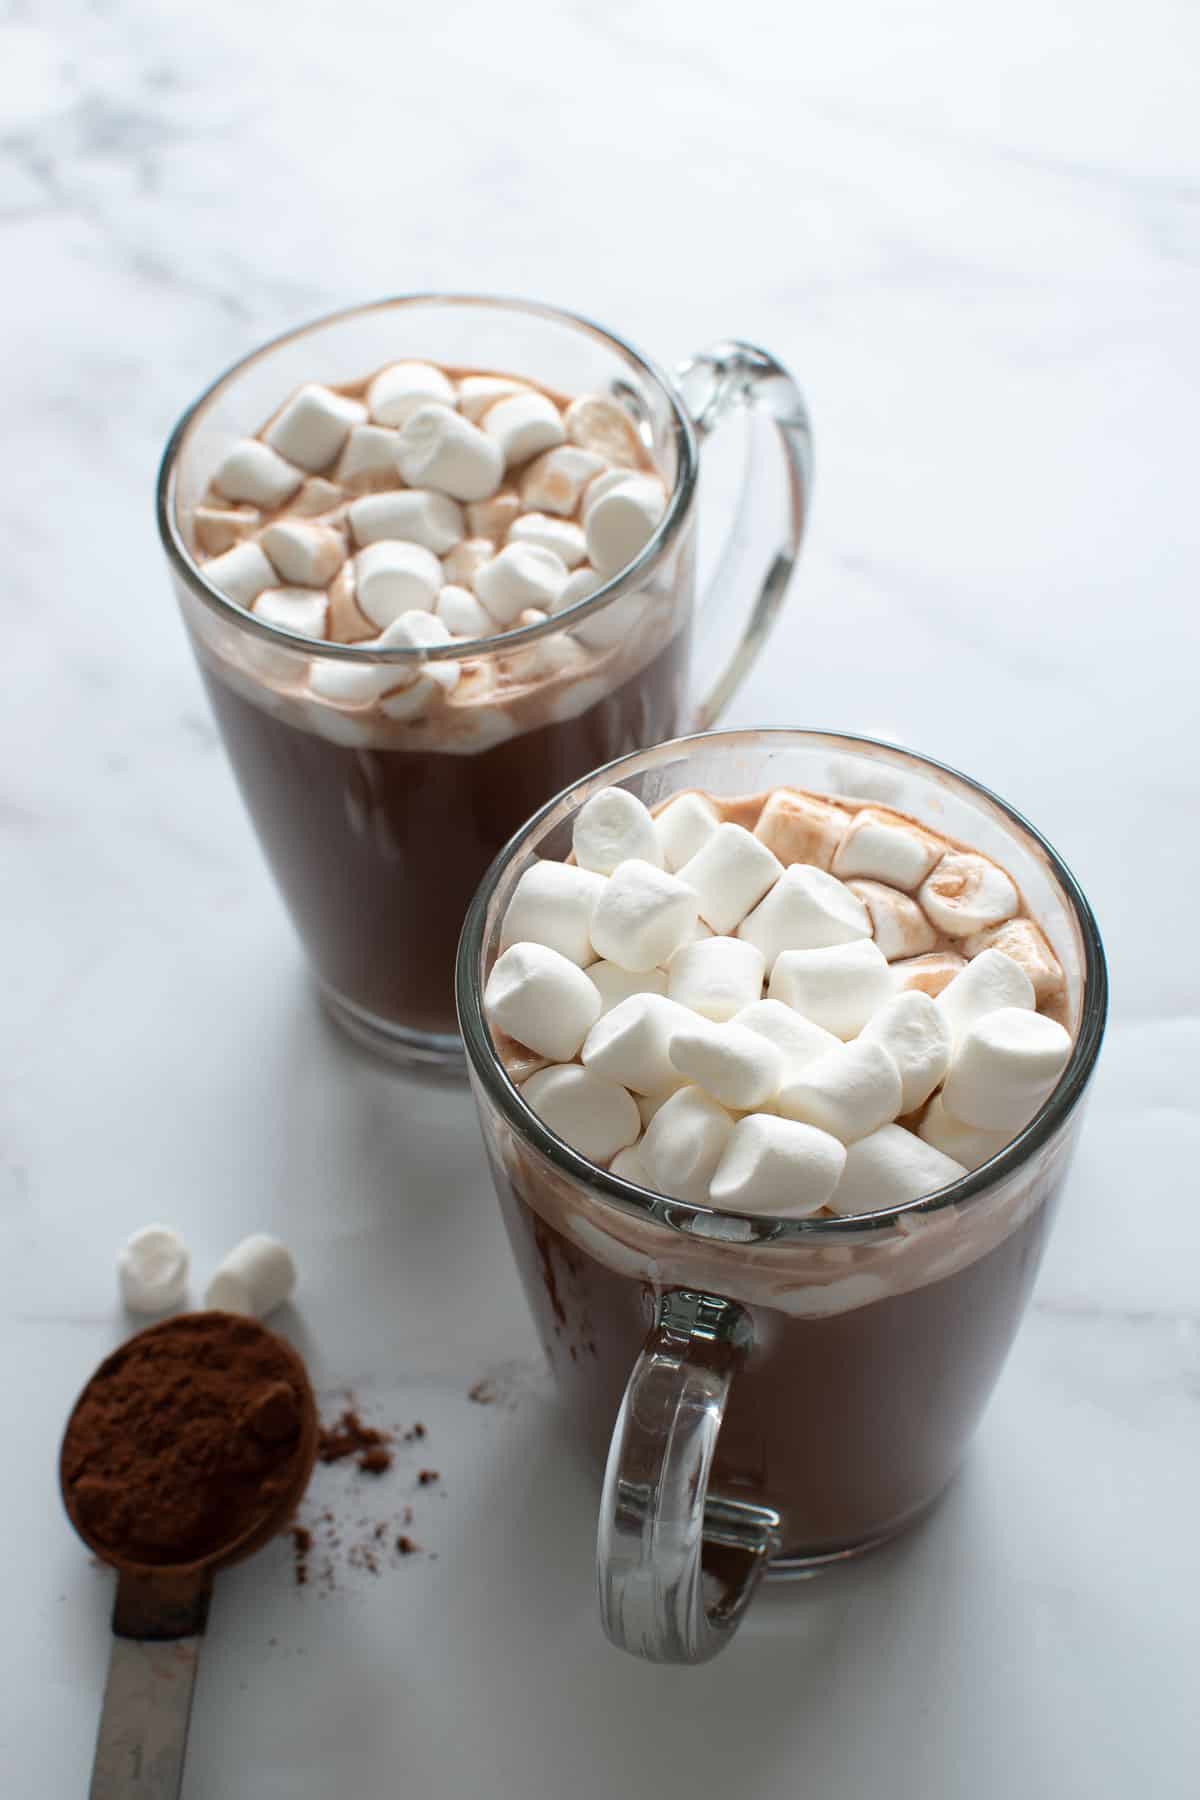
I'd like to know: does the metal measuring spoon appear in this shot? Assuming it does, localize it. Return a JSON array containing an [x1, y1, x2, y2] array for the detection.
[[60, 1313, 318, 1800]]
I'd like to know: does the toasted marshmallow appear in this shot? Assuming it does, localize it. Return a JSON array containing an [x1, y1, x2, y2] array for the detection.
[[467, 491, 522, 541], [640, 1086, 736, 1204], [212, 439, 303, 508], [752, 788, 850, 872], [260, 520, 346, 587], [368, 361, 455, 426], [585, 476, 667, 576], [457, 375, 532, 422], [845, 880, 937, 962], [669, 1019, 784, 1112], [941, 1007, 1072, 1133], [832, 808, 942, 891], [655, 791, 721, 873], [522, 1064, 640, 1165], [202, 541, 274, 606], [776, 1038, 902, 1144], [508, 512, 588, 568], [961, 918, 1064, 1003], [737, 864, 871, 968], [919, 850, 1020, 938], [349, 489, 464, 553], [118, 1224, 190, 1314], [732, 999, 841, 1077], [520, 445, 606, 515], [586, 961, 669, 1016], [918, 1093, 1011, 1172], [484, 942, 603, 1062], [936, 947, 1035, 1048], [354, 541, 443, 626], [396, 405, 504, 502], [193, 504, 260, 556], [436, 584, 494, 639], [483, 392, 566, 467], [441, 537, 496, 589], [265, 383, 366, 472], [475, 543, 569, 626], [590, 860, 699, 971], [830, 1125, 966, 1216], [768, 939, 893, 1039], [581, 993, 694, 1096], [206, 1233, 296, 1318], [252, 587, 329, 638], [573, 786, 663, 874], [564, 394, 646, 467], [891, 951, 967, 998], [610, 1141, 651, 1187], [336, 423, 400, 491], [677, 823, 782, 935], [500, 861, 606, 967], [859, 991, 952, 1113], [709, 1114, 846, 1217], [667, 937, 765, 1021]]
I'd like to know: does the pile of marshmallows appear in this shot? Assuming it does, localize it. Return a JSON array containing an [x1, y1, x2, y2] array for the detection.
[[485, 787, 1073, 1219], [116, 1227, 297, 1320], [197, 362, 668, 716]]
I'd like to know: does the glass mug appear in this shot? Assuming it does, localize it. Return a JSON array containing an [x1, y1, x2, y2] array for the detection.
[[457, 730, 1107, 1663], [156, 296, 812, 1070]]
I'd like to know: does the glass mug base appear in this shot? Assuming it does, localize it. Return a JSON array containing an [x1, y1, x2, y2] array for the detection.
[[318, 983, 466, 1074]]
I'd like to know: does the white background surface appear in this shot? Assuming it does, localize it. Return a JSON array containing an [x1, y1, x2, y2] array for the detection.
[[3, 2, 1199, 1794]]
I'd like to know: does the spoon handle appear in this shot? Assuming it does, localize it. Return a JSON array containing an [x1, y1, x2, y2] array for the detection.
[[89, 1571, 211, 1800]]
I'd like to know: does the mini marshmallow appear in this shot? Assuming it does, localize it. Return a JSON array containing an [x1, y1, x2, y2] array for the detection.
[[193, 504, 260, 556], [732, 999, 841, 1077], [655, 791, 721, 872], [737, 864, 871, 968], [589, 859, 699, 971], [501, 860, 607, 966], [918, 1093, 1011, 1172], [355, 540, 443, 626], [859, 990, 952, 1113], [203, 541, 274, 606], [520, 445, 606, 515], [441, 538, 496, 589], [265, 383, 366, 472], [768, 939, 893, 1039], [582, 468, 636, 517], [374, 610, 460, 692], [457, 375, 532, 422], [609, 1142, 651, 1186], [962, 918, 1064, 1003], [510, 609, 585, 680], [466, 491, 521, 540], [253, 587, 329, 638], [709, 1114, 846, 1217], [845, 879, 937, 962], [572, 786, 663, 874], [554, 568, 643, 654], [474, 543, 569, 626], [368, 361, 455, 427], [936, 947, 1035, 1048], [677, 823, 782, 935], [585, 476, 667, 576], [396, 405, 504, 502], [484, 942, 602, 1062], [260, 520, 346, 587], [919, 850, 1020, 938], [379, 676, 438, 721], [522, 1064, 640, 1165], [891, 951, 968, 998], [508, 512, 588, 568], [436, 584, 494, 638], [640, 1086, 735, 1205], [669, 1019, 784, 1112], [752, 788, 850, 872], [941, 1007, 1072, 1134], [206, 1233, 296, 1318], [776, 1038, 903, 1144], [667, 937, 765, 1021], [581, 993, 694, 1096], [336, 423, 400, 490], [637, 1090, 671, 1129], [349, 489, 464, 553], [309, 651, 393, 708], [586, 961, 668, 1016], [564, 394, 646, 467], [483, 392, 566, 467], [291, 477, 343, 518], [118, 1224, 190, 1314], [832, 808, 943, 891], [829, 1126, 967, 1216], [212, 439, 304, 508]]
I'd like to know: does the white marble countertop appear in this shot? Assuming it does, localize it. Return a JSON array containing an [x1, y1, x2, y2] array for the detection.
[[4, 1, 1198, 1793]]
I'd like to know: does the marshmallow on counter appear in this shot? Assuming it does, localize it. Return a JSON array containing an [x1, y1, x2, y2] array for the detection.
[[776, 1037, 903, 1144], [962, 917, 1065, 1003], [260, 520, 346, 588], [117, 1224, 190, 1314], [500, 860, 607, 966], [572, 786, 663, 874], [918, 1093, 1011, 1172], [206, 1233, 296, 1318], [737, 864, 871, 968], [522, 1064, 640, 1165], [292, 477, 344, 518], [336, 423, 401, 490], [858, 991, 952, 1114], [891, 951, 967, 998], [831, 807, 943, 891], [609, 1141, 651, 1186], [845, 880, 938, 962], [508, 512, 588, 568], [466, 491, 522, 541], [212, 439, 304, 509], [667, 936, 765, 1022], [474, 543, 569, 626], [349, 489, 464, 553], [768, 939, 893, 1039], [655, 791, 721, 873], [202, 541, 275, 606], [484, 942, 602, 1062], [564, 394, 647, 468], [752, 788, 850, 872], [676, 823, 782, 936], [521, 445, 607, 516], [252, 587, 329, 639], [589, 859, 699, 972], [919, 850, 1020, 938], [368, 361, 455, 426], [936, 947, 1035, 1048], [709, 1114, 846, 1217], [581, 993, 694, 1096], [436, 584, 495, 639], [829, 1125, 967, 1216], [586, 960, 669, 1016], [640, 1086, 735, 1205], [585, 476, 667, 577], [483, 392, 566, 467], [395, 405, 504, 502], [442, 537, 496, 589], [265, 383, 366, 472], [193, 504, 260, 557], [941, 1007, 1072, 1134], [732, 999, 841, 1077], [457, 375, 533, 422], [669, 1018, 784, 1112]]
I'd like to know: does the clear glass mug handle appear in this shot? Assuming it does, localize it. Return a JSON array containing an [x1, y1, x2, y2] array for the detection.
[[597, 1289, 781, 1663]]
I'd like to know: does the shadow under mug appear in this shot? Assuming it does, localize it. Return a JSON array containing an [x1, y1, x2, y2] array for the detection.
[[457, 729, 1107, 1664], [157, 295, 813, 1071]]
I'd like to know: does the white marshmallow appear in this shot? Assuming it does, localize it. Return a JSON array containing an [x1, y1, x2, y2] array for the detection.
[[265, 383, 366, 472], [202, 541, 275, 606], [522, 1064, 640, 1165], [919, 850, 1020, 937], [669, 1019, 784, 1112], [582, 468, 636, 518], [572, 786, 663, 874], [858, 991, 952, 1113], [891, 951, 968, 999], [500, 860, 606, 966], [349, 489, 464, 553], [336, 423, 400, 490], [291, 477, 343, 518], [511, 609, 586, 680], [466, 491, 522, 540], [637, 1090, 671, 1129], [585, 476, 667, 576], [193, 504, 260, 556], [508, 512, 588, 567], [709, 1114, 846, 1217], [396, 405, 504, 502], [586, 961, 668, 1016], [564, 394, 647, 468], [354, 540, 443, 626], [610, 1142, 651, 1187], [941, 1007, 1072, 1134], [484, 942, 602, 1062], [776, 1038, 903, 1144], [520, 445, 606, 515], [845, 879, 937, 962], [936, 947, 1035, 1048], [918, 1093, 1011, 1172], [752, 788, 850, 872], [483, 392, 566, 467], [441, 537, 495, 591], [832, 808, 943, 891], [252, 587, 329, 639], [589, 859, 699, 972], [581, 993, 695, 1096], [457, 375, 532, 422], [260, 520, 346, 587], [737, 864, 871, 968], [309, 652, 393, 709], [830, 1125, 967, 1216], [677, 823, 782, 935], [206, 1233, 296, 1318], [118, 1224, 190, 1314], [474, 543, 569, 626], [769, 939, 893, 1039], [212, 439, 303, 508], [640, 1086, 736, 1205], [667, 937, 765, 1021], [368, 361, 455, 426], [436, 584, 494, 639], [374, 610, 460, 692], [732, 999, 841, 1077], [961, 918, 1065, 1003], [379, 676, 439, 722], [553, 566, 643, 653], [655, 792, 721, 872]]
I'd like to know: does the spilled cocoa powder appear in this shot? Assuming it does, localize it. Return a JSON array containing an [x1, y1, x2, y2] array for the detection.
[[289, 1398, 436, 1588], [317, 1408, 393, 1473]]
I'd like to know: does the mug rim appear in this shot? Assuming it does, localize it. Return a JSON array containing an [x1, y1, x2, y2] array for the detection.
[[155, 292, 700, 665], [456, 727, 1109, 1240]]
